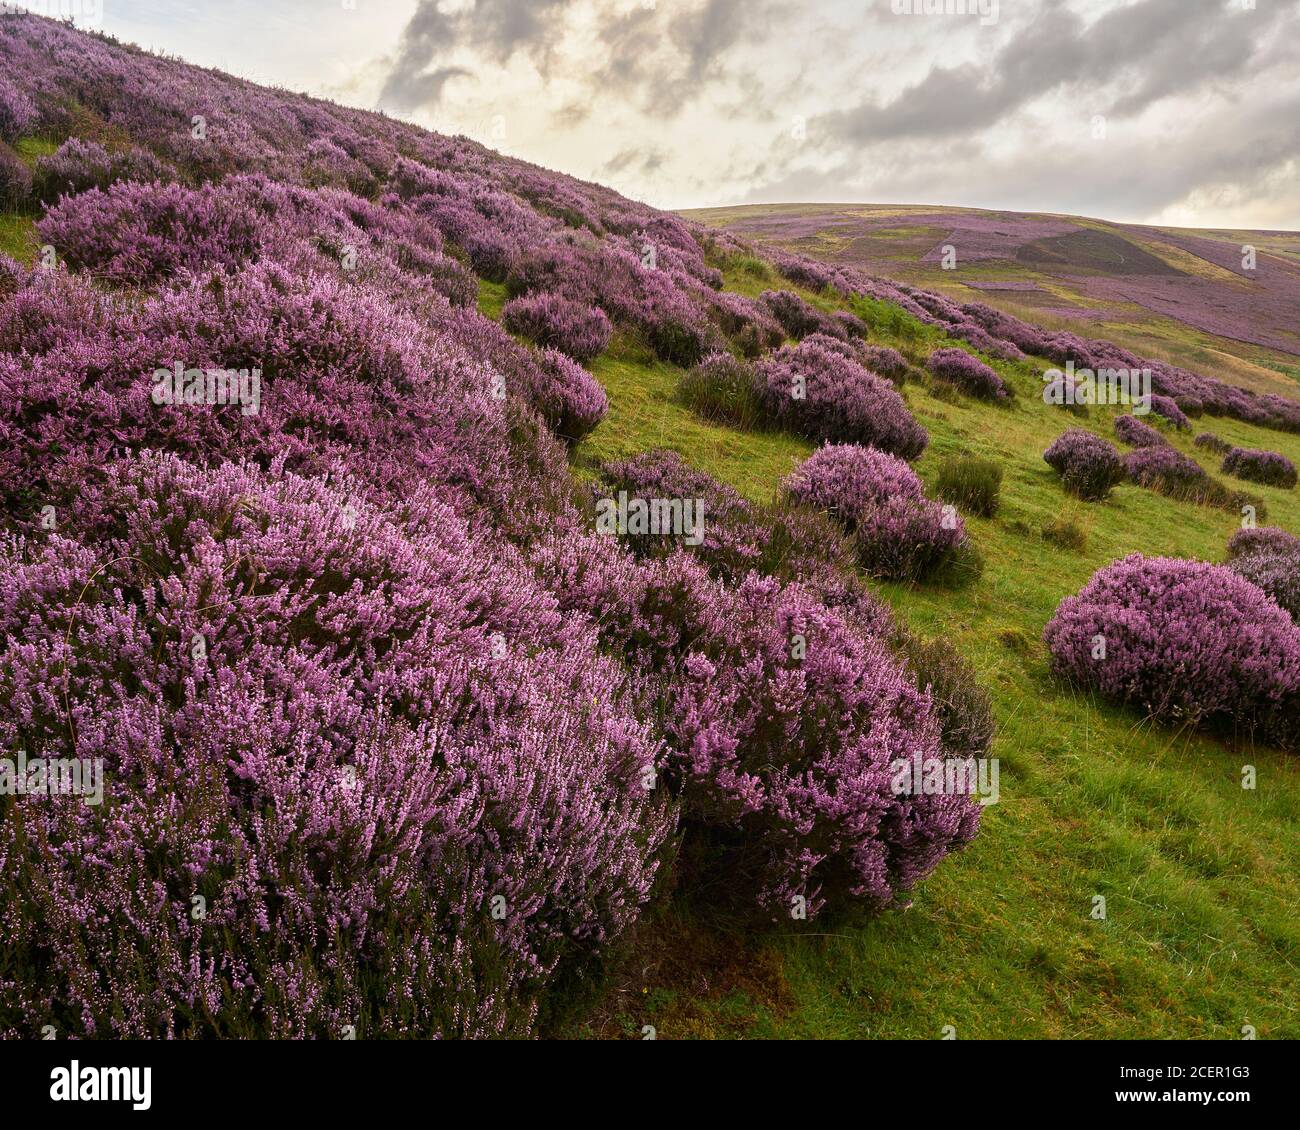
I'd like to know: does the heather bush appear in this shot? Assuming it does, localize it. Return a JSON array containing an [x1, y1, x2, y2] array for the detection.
[[613, 558, 980, 918], [854, 495, 974, 583], [1195, 431, 1231, 454], [1227, 525, 1300, 559], [927, 347, 1009, 400], [784, 443, 924, 524], [0, 79, 35, 142], [1124, 446, 1208, 497], [0, 454, 673, 1037], [677, 351, 761, 428], [595, 449, 764, 581], [1043, 429, 1125, 501], [644, 301, 716, 368], [502, 291, 613, 364], [0, 145, 30, 207], [935, 455, 1002, 517], [859, 343, 910, 383], [784, 443, 970, 582], [524, 348, 608, 443], [1221, 446, 1298, 490], [1114, 413, 1168, 448], [303, 137, 377, 196], [33, 138, 113, 198], [1228, 549, 1300, 622], [1150, 394, 1190, 430], [1044, 553, 1300, 749], [760, 288, 841, 340], [755, 338, 928, 460], [35, 179, 269, 284], [705, 290, 784, 357]]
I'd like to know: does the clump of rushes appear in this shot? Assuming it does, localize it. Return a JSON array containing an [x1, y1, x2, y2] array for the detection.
[[677, 350, 760, 428], [936, 455, 1003, 517]]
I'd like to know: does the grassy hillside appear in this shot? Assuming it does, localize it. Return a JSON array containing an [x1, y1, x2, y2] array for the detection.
[[686, 203, 1300, 403], [487, 263, 1300, 1040], [4, 12, 1296, 1042]]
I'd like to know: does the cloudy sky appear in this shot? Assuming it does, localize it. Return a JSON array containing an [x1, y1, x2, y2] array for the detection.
[[47, 0, 1300, 228]]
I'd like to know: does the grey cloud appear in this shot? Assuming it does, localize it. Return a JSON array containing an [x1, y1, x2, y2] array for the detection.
[[378, 0, 576, 112], [816, 0, 1298, 147]]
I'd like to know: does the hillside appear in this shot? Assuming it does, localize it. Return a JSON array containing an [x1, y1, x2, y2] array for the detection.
[[1, 12, 1298, 1042], [686, 203, 1300, 401]]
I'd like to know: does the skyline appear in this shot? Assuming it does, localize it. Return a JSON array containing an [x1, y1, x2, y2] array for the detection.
[[19, 0, 1300, 229]]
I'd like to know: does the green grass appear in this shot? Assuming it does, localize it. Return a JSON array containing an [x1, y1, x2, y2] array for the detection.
[[550, 266, 1300, 1041], [0, 213, 37, 263], [14, 137, 57, 166]]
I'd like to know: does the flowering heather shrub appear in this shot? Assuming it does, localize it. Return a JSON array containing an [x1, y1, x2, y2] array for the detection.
[[1150, 394, 1190, 430], [1228, 549, 1300, 622], [1227, 525, 1300, 559], [1044, 554, 1300, 749], [525, 348, 608, 442], [612, 558, 980, 917], [784, 445, 970, 582], [1221, 446, 1298, 490], [303, 136, 376, 196], [0, 454, 673, 1037], [644, 295, 717, 368], [927, 347, 1008, 400], [755, 338, 929, 460], [33, 139, 169, 201], [704, 290, 784, 358], [1114, 414, 1168, 448], [677, 351, 760, 428], [1124, 445, 1207, 492], [36, 179, 269, 284], [0, 145, 30, 206], [784, 443, 924, 524], [1195, 431, 1231, 454], [0, 79, 35, 141], [596, 449, 764, 580], [1043, 429, 1126, 501], [501, 291, 612, 363], [854, 495, 972, 583], [859, 343, 910, 383], [833, 310, 868, 338], [760, 289, 844, 340]]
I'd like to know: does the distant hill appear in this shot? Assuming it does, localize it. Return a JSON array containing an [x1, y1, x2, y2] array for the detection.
[[685, 203, 1300, 398]]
